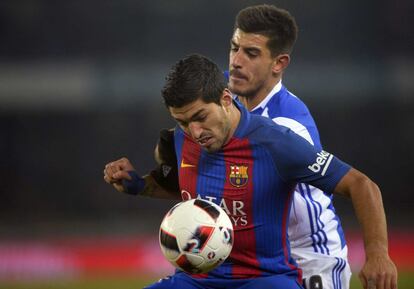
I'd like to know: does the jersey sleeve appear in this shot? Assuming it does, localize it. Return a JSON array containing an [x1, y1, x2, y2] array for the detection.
[[278, 93, 322, 150], [150, 128, 180, 192], [265, 126, 351, 193]]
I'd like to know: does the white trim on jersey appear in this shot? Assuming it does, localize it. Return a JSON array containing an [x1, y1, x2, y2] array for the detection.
[[251, 80, 282, 112], [322, 154, 334, 176], [272, 116, 314, 146]]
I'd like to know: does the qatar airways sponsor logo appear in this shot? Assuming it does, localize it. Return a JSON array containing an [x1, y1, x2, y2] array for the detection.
[[181, 190, 248, 226], [308, 150, 334, 176]]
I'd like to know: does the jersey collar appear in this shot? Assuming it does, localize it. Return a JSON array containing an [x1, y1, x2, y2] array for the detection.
[[232, 99, 250, 139], [250, 80, 283, 113]]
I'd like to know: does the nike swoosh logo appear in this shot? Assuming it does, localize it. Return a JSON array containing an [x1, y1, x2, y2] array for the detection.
[[180, 159, 195, 168]]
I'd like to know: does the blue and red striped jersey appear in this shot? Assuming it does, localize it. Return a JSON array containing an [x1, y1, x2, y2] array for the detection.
[[174, 101, 350, 280]]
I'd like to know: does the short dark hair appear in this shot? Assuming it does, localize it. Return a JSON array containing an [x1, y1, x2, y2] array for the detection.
[[235, 4, 298, 56], [162, 54, 226, 108]]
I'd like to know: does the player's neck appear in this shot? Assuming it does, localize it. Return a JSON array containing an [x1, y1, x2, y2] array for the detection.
[[238, 77, 281, 111], [226, 104, 241, 143]]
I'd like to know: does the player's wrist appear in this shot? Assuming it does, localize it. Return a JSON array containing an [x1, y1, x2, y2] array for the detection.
[[364, 242, 389, 259], [122, 171, 145, 195]]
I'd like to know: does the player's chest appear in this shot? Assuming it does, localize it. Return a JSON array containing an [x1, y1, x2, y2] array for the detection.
[[178, 145, 279, 202]]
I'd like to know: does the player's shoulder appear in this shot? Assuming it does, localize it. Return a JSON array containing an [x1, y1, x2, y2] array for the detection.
[[246, 113, 320, 163], [276, 87, 310, 116], [174, 125, 184, 138], [246, 114, 299, 147]]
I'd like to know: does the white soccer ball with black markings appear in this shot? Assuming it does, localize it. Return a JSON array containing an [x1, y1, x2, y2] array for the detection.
[[159, 199, 234, 274]]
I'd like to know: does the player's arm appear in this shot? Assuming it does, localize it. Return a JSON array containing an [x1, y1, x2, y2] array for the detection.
[[333, 168, 397, 289], [268, 127, 397, 289], [103, 157, 180, 200], [151, 128, 180, 193], [142, 173, 181, 199]]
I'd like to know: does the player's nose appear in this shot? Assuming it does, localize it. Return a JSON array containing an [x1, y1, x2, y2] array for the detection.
[[230, 51, 243, 68], [188, 122, 203, 139]]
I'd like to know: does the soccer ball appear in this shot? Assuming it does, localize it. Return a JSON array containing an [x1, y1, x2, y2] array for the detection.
[[159, 199, 234, 274]]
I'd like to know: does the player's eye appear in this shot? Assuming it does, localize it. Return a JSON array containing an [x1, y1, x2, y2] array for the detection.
[[194, 115, 206, 123], [177, 120, 188, 127], [247, 51, 258, 58]]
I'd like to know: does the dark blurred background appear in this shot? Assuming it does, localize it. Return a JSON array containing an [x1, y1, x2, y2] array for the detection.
[[0, 0, 413, 241]]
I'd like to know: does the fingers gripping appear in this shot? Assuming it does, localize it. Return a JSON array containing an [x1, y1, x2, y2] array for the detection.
[[104, 158, 132, 179]]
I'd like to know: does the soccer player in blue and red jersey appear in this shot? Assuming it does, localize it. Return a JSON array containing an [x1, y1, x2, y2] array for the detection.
[[147, 5, 397, 289], [103, 54, 396, 289]]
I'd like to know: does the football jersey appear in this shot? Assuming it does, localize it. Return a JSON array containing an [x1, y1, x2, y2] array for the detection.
[[174, 101, 351, 280], [244, 81, 348, 258]]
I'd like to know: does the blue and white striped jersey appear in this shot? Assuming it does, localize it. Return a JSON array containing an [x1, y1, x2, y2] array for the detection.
[[239, 81, 348, 258]]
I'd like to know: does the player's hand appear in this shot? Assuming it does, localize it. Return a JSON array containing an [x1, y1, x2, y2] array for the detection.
[[359, 253, 398, 289], [103, 157, 135, 193]]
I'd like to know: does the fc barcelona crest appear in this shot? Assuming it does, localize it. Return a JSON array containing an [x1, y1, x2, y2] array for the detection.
[[229, 165, 248, 187]]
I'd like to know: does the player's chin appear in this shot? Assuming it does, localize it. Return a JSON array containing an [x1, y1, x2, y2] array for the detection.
[[229, 81, 244, 91], [228, 82, 250, 97], [203, 142, 222, 153]]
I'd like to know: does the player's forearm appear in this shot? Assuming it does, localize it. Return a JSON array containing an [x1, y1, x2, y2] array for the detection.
[[141, 174, 181, 200], [348, 174, 389, 258]]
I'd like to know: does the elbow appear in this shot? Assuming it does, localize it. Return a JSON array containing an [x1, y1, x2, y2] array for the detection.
[[349, 173, 382, 200], [334, 168, 382, 201]]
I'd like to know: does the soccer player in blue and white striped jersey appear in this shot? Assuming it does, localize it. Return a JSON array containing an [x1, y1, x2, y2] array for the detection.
[[226, 5, 397, 289]]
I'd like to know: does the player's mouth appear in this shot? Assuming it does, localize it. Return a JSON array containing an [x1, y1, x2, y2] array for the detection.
[[229, 70, 248, 82], [197, 136, 214, 147]]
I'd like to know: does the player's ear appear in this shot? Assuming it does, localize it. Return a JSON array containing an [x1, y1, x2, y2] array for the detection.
[[220, 89, 233, 110], [272, 54, 290, 74]]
